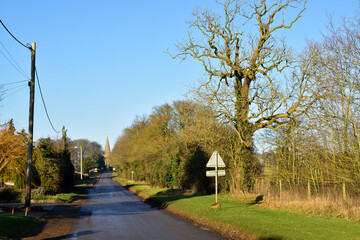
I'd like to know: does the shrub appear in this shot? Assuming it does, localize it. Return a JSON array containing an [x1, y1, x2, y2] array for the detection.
[[0, 188, 21, 202], [32, 187, 46, 198]]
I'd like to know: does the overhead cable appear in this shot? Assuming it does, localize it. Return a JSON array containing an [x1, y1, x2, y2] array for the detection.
[[0, 48, 29, 79], [0, 20, 31, 50], [35, 67, 62, 134], [5, 83, 28, 92], [2, 85, 27, 99], [0, 40, 29, 78], [2, 80, 28, 86]]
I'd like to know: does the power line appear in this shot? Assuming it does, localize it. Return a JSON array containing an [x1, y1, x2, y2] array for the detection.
[[0, 47, 29, 79], [35, 67, 61, 134], [2, 80, 28, 86], [0, 20, 31, 50], [1, 81, 28, 99], [5, 83, 27, 92], [2, 85, 27, 99], [0, 40, 29, 78]]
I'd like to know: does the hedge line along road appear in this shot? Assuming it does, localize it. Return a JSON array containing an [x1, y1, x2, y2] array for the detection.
[[67, 172, 225, 240]]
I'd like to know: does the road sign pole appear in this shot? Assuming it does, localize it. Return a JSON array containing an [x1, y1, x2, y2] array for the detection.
[[206, 150, 226, 206], [215, 152, 218, 204]]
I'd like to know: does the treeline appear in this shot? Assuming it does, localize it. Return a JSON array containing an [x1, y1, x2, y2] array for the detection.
[[0, 122, 74, 192], [111, 101, 260, 193], [0, 122, 105, 193], [262, 14, 360, 196], [112, 1, 360, 198], [70, 139, 106, 175]]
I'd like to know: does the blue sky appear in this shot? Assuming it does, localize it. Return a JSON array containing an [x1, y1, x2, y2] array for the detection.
[[1, 1, 359, 149]]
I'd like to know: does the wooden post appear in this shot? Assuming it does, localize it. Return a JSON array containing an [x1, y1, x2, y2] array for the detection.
[[25, 42, 36, 208], [343, 182, 347, 201], [80, 145, 83, 180], [307, 180, 311, 200], [215, 152, 218, 204]]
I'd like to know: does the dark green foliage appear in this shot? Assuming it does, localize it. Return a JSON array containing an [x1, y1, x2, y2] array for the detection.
[[150, 156, 181, 188], [31, 164, 41, 188], [180, 148, 212, 194], [167, 156, 180, 187], [34, 138, 62, 192], [0, 188, 21, 202], [241, 145, 259, 191], [151, 159, 164, 187], [14, 172, 22, 189], [71, 139, 105, 172], [83, 156, 95, 174], [34, 138, 74, 193], [59, 149, 74, 192], [96, 155, 105, 170]]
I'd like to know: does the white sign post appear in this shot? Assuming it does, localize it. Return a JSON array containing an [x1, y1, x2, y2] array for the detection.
[[206, 150, 226, 204]]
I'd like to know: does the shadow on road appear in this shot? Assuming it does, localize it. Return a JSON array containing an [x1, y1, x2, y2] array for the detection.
[[42, 230, 102, 240]]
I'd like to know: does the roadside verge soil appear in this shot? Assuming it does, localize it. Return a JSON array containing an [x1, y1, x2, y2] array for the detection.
[[19, 192, 88, 239]]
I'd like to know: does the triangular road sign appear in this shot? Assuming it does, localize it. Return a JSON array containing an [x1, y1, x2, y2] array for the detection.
[[206, 150, 225, 168]]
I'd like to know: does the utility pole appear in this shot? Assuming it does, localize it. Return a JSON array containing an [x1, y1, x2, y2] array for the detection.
[[25, 42, 36, 208]]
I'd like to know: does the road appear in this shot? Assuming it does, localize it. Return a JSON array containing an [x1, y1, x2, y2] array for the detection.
[[67, 173, 225, 240]]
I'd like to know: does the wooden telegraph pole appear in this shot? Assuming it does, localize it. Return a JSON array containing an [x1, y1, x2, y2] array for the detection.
[[25, 42, 36, 208], [80, 145, 83, 180]]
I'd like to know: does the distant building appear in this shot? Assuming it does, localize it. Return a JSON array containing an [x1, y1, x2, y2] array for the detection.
[[104, 136, 111, 168]]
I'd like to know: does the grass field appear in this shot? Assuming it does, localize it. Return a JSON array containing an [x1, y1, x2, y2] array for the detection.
[[0, 215, 44, 239], [112, 175, 360, 240]]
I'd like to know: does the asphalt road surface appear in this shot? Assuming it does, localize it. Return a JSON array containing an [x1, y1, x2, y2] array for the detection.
[[68, 173, 225, 240]]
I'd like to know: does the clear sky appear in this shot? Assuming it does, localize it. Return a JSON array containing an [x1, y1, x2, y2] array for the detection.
[[1, 0, 359, 150]]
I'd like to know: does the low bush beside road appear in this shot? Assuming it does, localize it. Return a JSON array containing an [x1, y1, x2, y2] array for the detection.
[[112, 174, 360, 240], [0, 173, 101, 204]]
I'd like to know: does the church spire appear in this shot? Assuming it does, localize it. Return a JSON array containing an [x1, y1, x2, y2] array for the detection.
[[104, 136, 111, 168]]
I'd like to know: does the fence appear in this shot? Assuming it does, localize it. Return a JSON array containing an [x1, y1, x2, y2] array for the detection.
[[253, 178, 359, 201]]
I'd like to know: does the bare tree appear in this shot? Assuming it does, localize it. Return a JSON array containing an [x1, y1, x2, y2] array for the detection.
[[309, 13, 360, 187], [171, 0, 320, 191]]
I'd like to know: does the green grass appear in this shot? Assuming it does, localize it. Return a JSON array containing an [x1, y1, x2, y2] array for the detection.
[[54, 174, 101, 203], [75, 173, 100, 186], [114, 177, 360, 240], [159, 194, 360, 240], [0, 215, 44, 239], [56, 193, 78, 203]]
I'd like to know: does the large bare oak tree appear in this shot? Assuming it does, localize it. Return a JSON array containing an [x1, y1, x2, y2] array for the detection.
[[171, 0, 320, 191]]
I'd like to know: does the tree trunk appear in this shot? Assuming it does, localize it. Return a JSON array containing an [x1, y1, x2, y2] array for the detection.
[[232, 75, 257, 192]]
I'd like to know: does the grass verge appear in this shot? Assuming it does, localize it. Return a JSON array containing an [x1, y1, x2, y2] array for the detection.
[[112, 174, 360, 240], [53, 173, 101, 203], [0, 215, 44, 239], [0, 173, 101, 204]]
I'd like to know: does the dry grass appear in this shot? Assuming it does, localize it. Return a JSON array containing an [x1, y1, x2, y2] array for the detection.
[[249, 179, 360, 220], [253, 190, 360, 220]]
